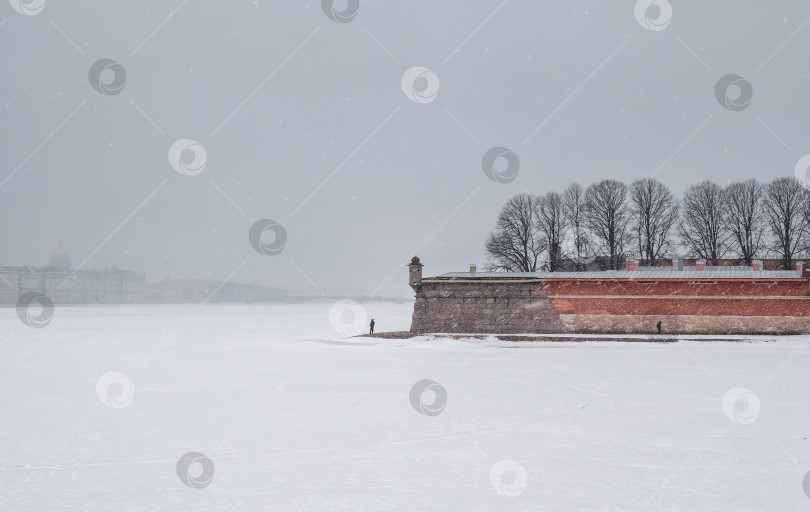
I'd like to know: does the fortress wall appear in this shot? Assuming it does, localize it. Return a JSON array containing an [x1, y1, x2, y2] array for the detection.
[[410, 281, 565, 334], [410, 279, 810, 335]]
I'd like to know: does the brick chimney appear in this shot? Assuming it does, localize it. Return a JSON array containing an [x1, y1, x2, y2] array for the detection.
[[408, 256, 423, 290], [796, 261, 805, 274], [752, 260, 763, 271], [625, 258, 638, 271], [695, 259, 706, 271], [470, 263, 477, 274]]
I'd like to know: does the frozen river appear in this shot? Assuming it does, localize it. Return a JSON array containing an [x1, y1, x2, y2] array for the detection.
[[2, 302, 810, 511]]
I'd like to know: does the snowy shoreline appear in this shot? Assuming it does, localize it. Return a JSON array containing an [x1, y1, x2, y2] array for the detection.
[[352, 331, 788, 345]]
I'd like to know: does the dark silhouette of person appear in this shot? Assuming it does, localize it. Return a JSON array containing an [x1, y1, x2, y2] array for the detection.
[[656, 321, 662, 334], [369, 318, 375, 335]]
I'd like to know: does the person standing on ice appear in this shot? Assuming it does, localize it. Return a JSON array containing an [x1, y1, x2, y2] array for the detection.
[[656, 321, 662, 334], [369, 318, 375, 334]]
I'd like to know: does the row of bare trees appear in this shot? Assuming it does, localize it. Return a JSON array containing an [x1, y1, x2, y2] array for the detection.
[[485, 177, 810, 272]]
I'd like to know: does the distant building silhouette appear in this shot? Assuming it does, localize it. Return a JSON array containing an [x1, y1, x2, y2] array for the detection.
[[49, 240, 72, 269], [0, 241, 287, 305], [0, 241, 144, 304], [0, 265, 146, 304]]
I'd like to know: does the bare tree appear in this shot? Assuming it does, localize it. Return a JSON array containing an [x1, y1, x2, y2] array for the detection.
[[484, 193, 546, 272], [763, 176, 808, 269], [535, 191, 567, 271], [723, 179, 766, 266], [585, 179, 631, 270], [561, 182, 589, 271], [678, 180, 729, 265], [629, 178, 679, 266]]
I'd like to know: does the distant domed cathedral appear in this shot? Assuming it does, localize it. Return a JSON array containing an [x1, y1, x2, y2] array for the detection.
[[49, 241, 72, 270], [0, 241, 145, 304]]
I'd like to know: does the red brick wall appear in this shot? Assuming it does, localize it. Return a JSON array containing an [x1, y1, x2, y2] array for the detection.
[[543, 279, 808, 297]]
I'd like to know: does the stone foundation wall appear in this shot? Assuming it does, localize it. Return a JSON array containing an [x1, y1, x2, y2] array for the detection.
[[410, 281, 564, 334], [559, 314, 810, 335]]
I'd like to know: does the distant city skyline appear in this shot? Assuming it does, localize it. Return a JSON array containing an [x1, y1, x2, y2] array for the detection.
[[2, 239, 410, 298]]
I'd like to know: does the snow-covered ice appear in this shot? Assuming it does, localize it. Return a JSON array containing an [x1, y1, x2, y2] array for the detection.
[[2, 303, 810, 511]]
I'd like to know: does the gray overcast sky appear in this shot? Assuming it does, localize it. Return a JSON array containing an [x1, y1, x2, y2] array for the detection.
[[1, 1, 808, 296]]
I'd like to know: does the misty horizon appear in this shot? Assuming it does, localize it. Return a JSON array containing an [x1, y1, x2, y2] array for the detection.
[[3, 2, 808, 297]]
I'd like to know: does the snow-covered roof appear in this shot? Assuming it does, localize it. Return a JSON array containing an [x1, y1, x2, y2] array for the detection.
[[636, 265, 753, 272], [428, 272, 544, 279], [426, 270, 804, 280]]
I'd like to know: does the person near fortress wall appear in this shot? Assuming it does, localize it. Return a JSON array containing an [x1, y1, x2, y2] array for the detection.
[[657, 321, 662, 334], [369, 318, 375, 335]]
